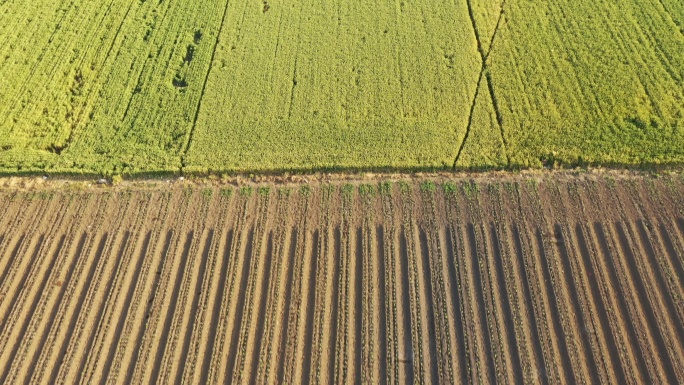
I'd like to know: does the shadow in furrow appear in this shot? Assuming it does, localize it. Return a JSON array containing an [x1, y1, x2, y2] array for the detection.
[[276, 228, 298, 384], [25, 232, 87, 385], [466, 223, 496, 385], [354, 228, 363, 385], [124, 230, 174, 385], [677, 218, 684, 239], [574, 224, 625, 383], [249, 231, 274, 385], [594, 222, 651, 382], [637, 220, 684, 341], [418, 229, 439, 384], [149, 231, 193, 384], [657, 223, 684, 293], [0, 234, 65, 384], [225, 226, 255, 385], [553, 224, 601, 384], [301, 230, 319, 384], [535, 228, 577, 384], [199, 229, 233, 385], [376, 226, 388, 385], [398, 229, 415, 383], [75, 231, 132, 384], [101, 231, 152, 384], [511, 223, 547, 381], [490, 224, 524, 384], [614, 222, 677, 383], [48, 233, 108, 385], [444, 226, 469, 383], [177, 229, 214, 385], [327, 227, 341, 384], [0, 234, 41, 333], [634, 221, 684, 342], [0, 234, 25, 289]]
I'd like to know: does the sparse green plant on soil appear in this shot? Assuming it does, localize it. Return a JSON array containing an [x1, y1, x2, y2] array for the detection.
[[201, 188, 213, 198], [37, 191, 54, 200], [220, 188, 233, 197], [443, 181, 457, 195], [378, 181, 392, 195], [341, 184, 354, 197], [321, 183, 335, 196], [397, 181, 411, 194], [359, 184, 375, 197], [239, 186, 253, 196], [487, 182, 500, 194], [463, 180, 479, 198], [419, 181, 436, 193]]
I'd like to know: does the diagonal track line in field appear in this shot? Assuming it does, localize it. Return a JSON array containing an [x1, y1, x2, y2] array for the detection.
[[453, 64, 486, 168], [455, 0, 510, 169], [655, 0, 684, 38], [181, 0, 233, 170], [286, 2, 307, 121]]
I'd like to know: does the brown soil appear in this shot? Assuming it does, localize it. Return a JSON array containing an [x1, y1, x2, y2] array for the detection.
[[0, 172, 682, 384]]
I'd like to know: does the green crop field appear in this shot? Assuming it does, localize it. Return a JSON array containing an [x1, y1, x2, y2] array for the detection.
[[0, 0, 682, 175]]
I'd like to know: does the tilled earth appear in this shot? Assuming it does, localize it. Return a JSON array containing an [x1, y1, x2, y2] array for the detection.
[[0, 174, 683, 384]]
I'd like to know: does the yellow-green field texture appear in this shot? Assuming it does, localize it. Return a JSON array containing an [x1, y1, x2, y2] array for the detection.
[[0, 0, 682, 174]]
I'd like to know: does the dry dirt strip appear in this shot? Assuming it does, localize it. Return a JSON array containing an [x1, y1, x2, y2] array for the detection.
[[0, 175, 683, 384]]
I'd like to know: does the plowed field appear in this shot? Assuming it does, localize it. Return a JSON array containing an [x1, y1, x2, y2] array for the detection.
[[1, 174, 683, 383]]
